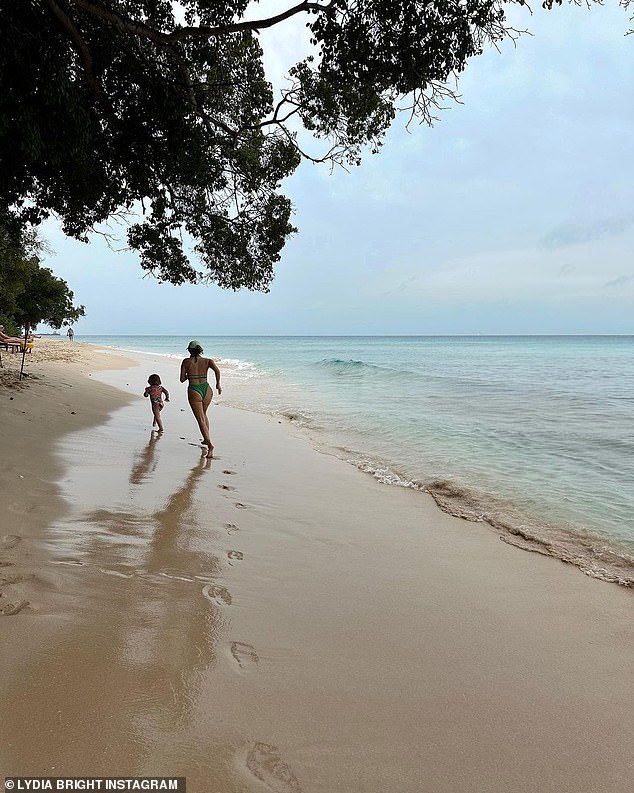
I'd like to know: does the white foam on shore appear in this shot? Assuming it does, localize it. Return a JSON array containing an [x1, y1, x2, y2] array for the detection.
[[324, 448, 634, 588], [96, 344, 183, 361]]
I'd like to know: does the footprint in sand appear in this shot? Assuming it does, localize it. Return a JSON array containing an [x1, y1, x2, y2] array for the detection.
[[245, 742, 302, 793], [224, 523, 239, 535], [1, 535, 21, 549], [0, 573, 33, 586], [230, 641, 259, 670], [227, 550, 243, 564], [202, 583, 232, 606], [1, 599, 29, 616], [234, 502, 247, 509], [222, 470, 237, 475], [218, 484, 236, 491]]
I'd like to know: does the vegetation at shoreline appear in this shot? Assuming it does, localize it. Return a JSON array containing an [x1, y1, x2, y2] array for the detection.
[[0, 228, 85, 335]]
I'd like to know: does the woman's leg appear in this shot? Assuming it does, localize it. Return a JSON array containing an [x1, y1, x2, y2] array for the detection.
[[202, 388, 213, 432], [188, 389, 214, 456]]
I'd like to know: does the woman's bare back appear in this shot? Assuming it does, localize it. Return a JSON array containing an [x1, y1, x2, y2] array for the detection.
[[181, 355, 212, 382]]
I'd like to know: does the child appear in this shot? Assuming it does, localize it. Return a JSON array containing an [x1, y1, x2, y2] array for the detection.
[[144, 374, 170, 432]]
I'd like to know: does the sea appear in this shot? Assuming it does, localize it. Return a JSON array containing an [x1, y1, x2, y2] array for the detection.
[[81, 335, 634, 586]]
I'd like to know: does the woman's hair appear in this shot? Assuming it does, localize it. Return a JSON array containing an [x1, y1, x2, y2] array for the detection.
[[187, 340, 203, 357], [148, 373, 161, 386]]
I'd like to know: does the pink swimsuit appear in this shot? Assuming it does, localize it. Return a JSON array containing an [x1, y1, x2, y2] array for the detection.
[[147, 385, 164, 409]]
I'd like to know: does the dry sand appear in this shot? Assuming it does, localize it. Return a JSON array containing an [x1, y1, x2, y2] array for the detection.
[[0, 340, 632, 792]]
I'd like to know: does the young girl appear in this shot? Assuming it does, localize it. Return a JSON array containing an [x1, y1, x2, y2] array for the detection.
[[144, 374, 170, 432]]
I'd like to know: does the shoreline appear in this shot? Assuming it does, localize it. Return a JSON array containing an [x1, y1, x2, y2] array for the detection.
[[1, 340, 633, 790], [80, 337, 634, 589]]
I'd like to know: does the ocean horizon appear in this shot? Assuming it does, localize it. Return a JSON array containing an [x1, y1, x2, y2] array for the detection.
[[77, 334, 634, 586]]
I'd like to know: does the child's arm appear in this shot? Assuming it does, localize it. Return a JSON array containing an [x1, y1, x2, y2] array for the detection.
[[162, 387, 170, 401], [143, 387, 150, 397]]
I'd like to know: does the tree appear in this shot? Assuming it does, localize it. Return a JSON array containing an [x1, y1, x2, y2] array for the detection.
[[0, 227, 85, 333], [0, 1, 625, 291], [11, 264, 86, 333]]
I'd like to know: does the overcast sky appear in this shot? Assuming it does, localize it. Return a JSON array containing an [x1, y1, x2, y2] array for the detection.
[[41, 2, 634, 335]]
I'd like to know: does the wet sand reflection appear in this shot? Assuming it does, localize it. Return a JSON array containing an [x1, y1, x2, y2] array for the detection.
[[1, 430, 232, 776]]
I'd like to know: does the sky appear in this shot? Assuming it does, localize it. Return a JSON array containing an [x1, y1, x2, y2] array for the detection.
[[40, 2, 634, 335]]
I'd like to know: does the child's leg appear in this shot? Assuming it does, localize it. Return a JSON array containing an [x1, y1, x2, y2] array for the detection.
[[152, 403, 164, 432]]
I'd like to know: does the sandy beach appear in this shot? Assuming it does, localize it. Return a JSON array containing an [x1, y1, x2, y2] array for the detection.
[[0, 339, 632, 792]]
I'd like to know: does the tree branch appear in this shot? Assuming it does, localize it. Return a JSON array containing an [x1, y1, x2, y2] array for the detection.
[[67, 0, 336, 44], [169, 1, 336, 40], [259, 92, 304, 128], [67, 0, 171, 45], [274, 123, 346, 167], [45, 0, 102, 101]]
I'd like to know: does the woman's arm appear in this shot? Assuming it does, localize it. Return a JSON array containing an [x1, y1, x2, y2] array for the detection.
[[209, 359, 222, 394], [179, 359, 188, 383]]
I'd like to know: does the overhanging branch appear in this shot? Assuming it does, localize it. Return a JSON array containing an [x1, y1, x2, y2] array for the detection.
[[66, 0, 336, 44], [45, 0, 102, 100]]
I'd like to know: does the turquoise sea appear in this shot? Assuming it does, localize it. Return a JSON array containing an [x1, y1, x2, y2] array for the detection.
[[82, 335, 634, 586]]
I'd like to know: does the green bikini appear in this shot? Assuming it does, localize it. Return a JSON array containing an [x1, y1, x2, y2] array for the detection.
[[188, 379, 210, 398]]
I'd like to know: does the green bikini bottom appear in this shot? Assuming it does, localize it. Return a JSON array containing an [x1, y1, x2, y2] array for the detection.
[[188, 382, 210, 398]]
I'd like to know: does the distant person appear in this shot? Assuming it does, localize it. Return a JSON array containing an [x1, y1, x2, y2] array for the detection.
[[67, 327, 74, 341], [180, 340, 221, 458], [144, 373, 170, 432]]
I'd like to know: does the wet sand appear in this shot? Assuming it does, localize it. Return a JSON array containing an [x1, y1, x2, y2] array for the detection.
[[0, 341, 632, 791]]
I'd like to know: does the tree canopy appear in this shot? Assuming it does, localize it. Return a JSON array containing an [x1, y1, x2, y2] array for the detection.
[[1, 0, 624, 290]]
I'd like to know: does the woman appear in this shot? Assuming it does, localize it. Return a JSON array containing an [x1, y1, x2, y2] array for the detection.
[[180, 340, 222, 457]]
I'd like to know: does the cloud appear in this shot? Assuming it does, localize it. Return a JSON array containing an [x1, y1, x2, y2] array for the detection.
[[361, 223, 634, 306], [603, 275, 633, 288], [540, 215, 634, 250]]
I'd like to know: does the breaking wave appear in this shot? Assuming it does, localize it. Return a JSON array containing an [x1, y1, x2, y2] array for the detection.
[[315, 358, 405, 376]]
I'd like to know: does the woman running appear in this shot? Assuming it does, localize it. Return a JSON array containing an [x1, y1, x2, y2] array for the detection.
[[180, 340, 222, 457]]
